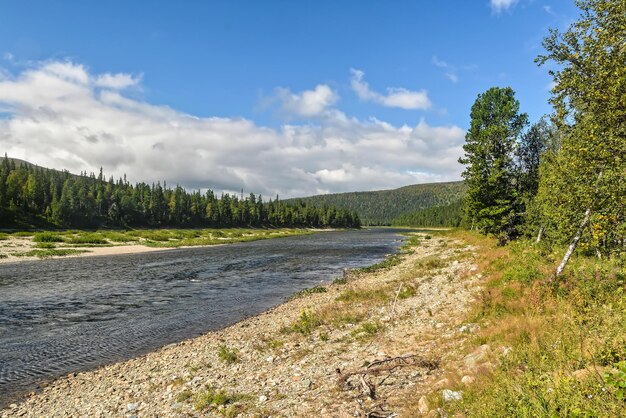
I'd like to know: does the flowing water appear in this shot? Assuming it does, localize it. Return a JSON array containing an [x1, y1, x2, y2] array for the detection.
[[0, 228, 408, 406]]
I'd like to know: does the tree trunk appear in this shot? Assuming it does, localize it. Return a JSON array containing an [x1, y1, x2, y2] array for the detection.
[[554, 208, 591, 278], [536, 226, 545, 243]]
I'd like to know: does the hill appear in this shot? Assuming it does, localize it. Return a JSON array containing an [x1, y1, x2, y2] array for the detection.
[[286, 181, 466, 225]]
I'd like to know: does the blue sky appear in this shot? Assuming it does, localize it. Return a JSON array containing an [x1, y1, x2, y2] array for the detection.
[[0, 0, 579, 197]]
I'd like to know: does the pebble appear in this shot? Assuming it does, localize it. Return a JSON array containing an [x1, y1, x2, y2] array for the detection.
[[418, 396, 429, 414]]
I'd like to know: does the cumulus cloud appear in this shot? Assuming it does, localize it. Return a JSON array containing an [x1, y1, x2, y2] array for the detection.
[[0, 61, 464, 197], [350, 69, 431, 110], [273, 84, 339, 117], [490, 0, 518, 13], [95, 73, 142, 89]]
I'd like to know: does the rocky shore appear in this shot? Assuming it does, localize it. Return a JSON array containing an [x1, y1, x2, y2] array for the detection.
[[2, 232, 495, 417]]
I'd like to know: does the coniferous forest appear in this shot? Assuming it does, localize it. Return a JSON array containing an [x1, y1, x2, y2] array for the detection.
[[0, 157, 361, 229]]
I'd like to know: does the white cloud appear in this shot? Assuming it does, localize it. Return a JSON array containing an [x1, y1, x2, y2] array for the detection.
[[432, 56, 460, 83], [0, 61, 464, 197], [273, 84, 338, 117], [490, 0, 518, 13], [3, 52, 13, 61], [95, 73, 142, 89], [542, 5, 557, 16], [350, 69, 431, 110]]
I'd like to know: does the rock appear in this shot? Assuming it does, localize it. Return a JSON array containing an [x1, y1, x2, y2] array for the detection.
[[433, 378, 450, 390], [464, 344, 490, 369], [301, 378, 312, 390], [442, 389, 462, 402], [259, 395, 268, 403], [266, 356, 274, 363], [9, 403, 18, 409], [461, 375, 475, 385], [418, 396, 429, 414], [126, 403, 138, 411]]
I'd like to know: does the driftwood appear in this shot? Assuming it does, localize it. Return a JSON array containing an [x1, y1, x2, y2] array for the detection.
[[390, 283, 403, 319], [337, 354, 439, 399]]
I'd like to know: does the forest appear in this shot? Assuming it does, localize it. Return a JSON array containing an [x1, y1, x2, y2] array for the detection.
[[286, 181, 466, 225], [0, 157, 361, 229], [390, 200, 463, 227]]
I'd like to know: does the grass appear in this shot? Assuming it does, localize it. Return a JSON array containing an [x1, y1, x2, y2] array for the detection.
[[433, 230, 626, 417], [351, 321, 384, 339], [33, 232, 64, 242], [357, 253, 402, 273], [290, 285, 327, 299], [217, 345, 239, 364], [192, 386, 250, 413], [12, 249, 88, 258], [284, 309, 323, 335]]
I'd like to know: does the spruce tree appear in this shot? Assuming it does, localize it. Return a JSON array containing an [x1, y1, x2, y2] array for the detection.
[[459, 87, 528, 243]]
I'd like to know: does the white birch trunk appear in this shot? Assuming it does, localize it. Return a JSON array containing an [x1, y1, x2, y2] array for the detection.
[[555, 207, 591, 277], [536, 226, 545, 244]]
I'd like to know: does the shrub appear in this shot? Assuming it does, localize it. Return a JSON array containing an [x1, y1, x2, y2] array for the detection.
[[289, 309, 322, 335], [33, 232, 64, 242], [217, 345, 238, 364]]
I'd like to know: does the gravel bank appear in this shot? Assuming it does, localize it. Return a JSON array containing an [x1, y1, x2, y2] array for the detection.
[[2, 232, 482, 417]]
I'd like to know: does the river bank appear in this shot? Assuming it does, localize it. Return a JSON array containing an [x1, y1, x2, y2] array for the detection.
[[0, 228, 314, 264], [1, 231, 491, 417]]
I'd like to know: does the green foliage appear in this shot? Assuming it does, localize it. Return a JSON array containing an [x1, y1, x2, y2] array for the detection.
[[0, 155, 360, 230], [33, 232, 64, 242], [34, 242, 56, 249], [351, 321, 383, 339], [288, 309, 322, 335], [459, 87, 528, 243], [286, 181, 466, 226], [13, 249, 87, 258], [66, 233, 108, 245], [391, 200, 464, 227], [290, 286, 327, 299], [605, 361, 626, 401], [534, 0, 626, 258], [357, 254, 402, 273], [193, 386, 248, 411], [217, 345, 238, 364], [447, 234, 626, 417]]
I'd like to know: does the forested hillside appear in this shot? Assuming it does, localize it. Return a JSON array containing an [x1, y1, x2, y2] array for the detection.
[[0, 156, 360, 229], [391, 200, 463, 227], [287, 181, 466, 225]]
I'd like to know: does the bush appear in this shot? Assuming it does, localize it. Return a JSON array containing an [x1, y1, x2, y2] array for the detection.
[[217, 345, 238, 364], [289, 309, 322, 335], [33, 232, 64, 242]]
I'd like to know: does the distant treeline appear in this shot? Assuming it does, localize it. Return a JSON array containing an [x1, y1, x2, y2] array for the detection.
[[0, 157, 360, 229], [391, 200, 463, 228], [285, 182, 466, 225]]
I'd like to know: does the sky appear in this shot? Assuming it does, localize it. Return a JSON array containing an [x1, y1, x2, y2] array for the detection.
[[0, 0, 579, 198]]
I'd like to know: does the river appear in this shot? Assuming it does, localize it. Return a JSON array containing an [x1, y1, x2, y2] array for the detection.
[[0, 228, 409, 406]]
